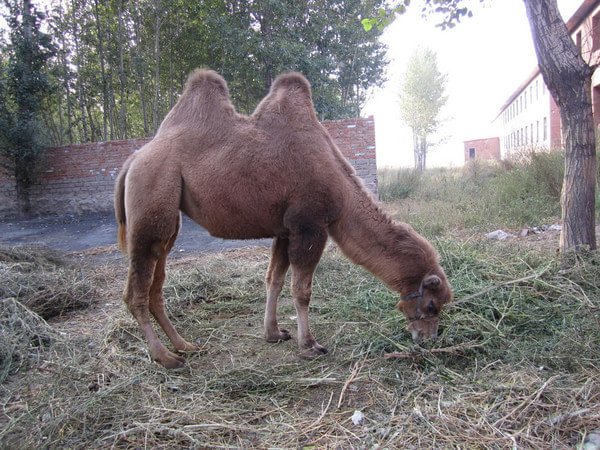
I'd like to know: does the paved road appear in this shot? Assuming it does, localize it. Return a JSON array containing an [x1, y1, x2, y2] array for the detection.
[[0, 212, 270, 256]]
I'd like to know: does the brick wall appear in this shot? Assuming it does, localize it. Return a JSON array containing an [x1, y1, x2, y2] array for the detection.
[[0, 116, 377, 218], [464, 137, 501, 162]]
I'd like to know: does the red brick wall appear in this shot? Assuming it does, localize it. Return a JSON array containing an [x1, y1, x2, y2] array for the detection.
[[464, 137, 501, 162], [0, 117, 377, 217]]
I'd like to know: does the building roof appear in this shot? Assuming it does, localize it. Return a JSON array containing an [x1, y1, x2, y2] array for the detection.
[[493, 0, 600, 122]]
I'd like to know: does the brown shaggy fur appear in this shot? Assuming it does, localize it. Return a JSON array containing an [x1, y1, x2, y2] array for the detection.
[[115, 69, 453, 368]]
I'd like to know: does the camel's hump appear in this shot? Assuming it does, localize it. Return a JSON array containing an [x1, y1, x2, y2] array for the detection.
[[270, 72, 312, 100], [184, 69, 230, 97]]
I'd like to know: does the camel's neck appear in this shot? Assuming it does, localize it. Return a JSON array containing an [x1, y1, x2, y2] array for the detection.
[[328, 189, 438, 294]]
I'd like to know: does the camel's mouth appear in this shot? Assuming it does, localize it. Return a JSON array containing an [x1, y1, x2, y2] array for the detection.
[[406, 317, 440, 343]]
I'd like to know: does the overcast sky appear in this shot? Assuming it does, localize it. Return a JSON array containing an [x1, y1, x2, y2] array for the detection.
[[363, 0, 581, 167]]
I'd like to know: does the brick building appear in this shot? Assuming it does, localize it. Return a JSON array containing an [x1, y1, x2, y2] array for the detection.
[[0, 116, 377, 218], [494, 0, 600, 159], [463, 137, 500, 162]]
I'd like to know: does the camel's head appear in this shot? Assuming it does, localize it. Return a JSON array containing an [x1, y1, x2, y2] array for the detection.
[[396, 273, 453, 343]]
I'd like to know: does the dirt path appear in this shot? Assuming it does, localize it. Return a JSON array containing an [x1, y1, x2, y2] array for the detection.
[[0, 212, 270, 256]]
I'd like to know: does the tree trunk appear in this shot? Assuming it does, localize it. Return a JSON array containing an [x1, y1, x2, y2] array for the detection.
[[93, 0, 109, 140], [153, 0, 162, 133], [117, 0, 127, 139], [16, 0, 34, 218], [523, 0, 597, 251], [132, 7, 149, 136]]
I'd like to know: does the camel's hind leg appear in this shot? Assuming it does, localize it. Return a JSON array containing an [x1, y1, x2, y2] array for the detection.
[[124, 215, 192, 369], [124, 254, 185, 368], [148, 217, 199, 354], [264, 237, 291, 343]]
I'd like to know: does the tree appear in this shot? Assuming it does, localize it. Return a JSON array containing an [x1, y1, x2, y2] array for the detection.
[[398, 47, 447, 171], [522, 0, 596, 251], [41, 0, 388, 145], [366, 0, 597, 251], [0, 0, 55, 217]]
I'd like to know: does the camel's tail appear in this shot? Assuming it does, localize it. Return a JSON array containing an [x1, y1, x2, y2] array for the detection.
[[114, 157, 132, 253]]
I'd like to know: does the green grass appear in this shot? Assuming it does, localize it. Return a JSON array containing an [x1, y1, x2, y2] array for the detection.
[[379, 150, 565, 235]]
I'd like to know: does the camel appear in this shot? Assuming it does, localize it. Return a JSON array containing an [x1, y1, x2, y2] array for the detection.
[[114, 69, 453, 368]]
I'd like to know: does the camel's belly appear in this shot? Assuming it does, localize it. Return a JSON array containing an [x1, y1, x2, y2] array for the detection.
[[182, 197, 284, 241]]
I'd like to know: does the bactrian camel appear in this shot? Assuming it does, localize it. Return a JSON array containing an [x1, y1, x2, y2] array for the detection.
[[114, 69, 453, 368]]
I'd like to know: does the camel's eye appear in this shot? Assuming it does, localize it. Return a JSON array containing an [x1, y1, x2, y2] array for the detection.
[[427, 302, 438, 315]]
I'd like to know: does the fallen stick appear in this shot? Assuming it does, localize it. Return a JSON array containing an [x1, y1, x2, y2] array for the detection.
[[384, 341, 479, 359]]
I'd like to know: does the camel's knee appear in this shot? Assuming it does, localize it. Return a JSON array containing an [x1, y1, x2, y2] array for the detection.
[[123, 292, 150, 317], [266, 270, 286, 292], [292, 279, 312, 305], [148, 294, 166, 317]]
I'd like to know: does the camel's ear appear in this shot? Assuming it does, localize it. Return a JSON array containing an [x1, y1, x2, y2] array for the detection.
[[423, 274, 442, 290]]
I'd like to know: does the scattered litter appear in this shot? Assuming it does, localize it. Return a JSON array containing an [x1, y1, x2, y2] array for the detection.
[[486, 230, 515, 241], [584, 431, 600, 450], [488, 224, 561, 241], [351, 410, 364, 425]]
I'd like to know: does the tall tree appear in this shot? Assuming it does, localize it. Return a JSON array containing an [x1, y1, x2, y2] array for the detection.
[[0, 0, 55, 217], [42, 0, 387, 142], [366, 0, 597, 251], [398, 47, 447, 171], [522, 0, 596, 251]]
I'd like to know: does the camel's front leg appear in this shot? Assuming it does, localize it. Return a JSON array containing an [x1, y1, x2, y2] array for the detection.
[[291, 266, 328, 358], [287, 220, 328, 359], [264, 237, 291, 342]]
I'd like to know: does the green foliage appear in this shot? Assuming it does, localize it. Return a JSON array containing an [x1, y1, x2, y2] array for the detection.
[[0, 0, 56, 216], [15, 0, 388, 146]]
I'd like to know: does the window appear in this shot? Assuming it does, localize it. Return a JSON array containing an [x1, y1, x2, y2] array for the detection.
[[593, 13, 600, 51], [531, 123, 534, 144], [543, 117, 548, 141], [469, 148, 476, 159], [536, 120, 539, 142], [576, 31, 582, 50]]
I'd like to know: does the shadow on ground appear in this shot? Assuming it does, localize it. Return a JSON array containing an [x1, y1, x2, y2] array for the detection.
[[0, 213, 270, 257]]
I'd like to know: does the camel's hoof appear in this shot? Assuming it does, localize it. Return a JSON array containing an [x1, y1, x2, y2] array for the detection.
[[158, 352, 186, 369], [176, 341, 201, 353], [266, 328, 292, 343], [299, 344, 328, 360]]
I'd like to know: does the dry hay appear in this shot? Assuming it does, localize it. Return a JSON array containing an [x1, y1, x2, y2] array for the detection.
[[0, 246, 105, 319], [0, 297, 58, 384], [0, 243, 599, 448]]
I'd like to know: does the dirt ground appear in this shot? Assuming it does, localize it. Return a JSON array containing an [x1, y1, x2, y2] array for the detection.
[[0, 212, 270, 258]]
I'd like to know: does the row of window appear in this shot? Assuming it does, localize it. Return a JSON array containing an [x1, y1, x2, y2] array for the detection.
[[504, 117, 548, 149], [502, 79, 547, 124]]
